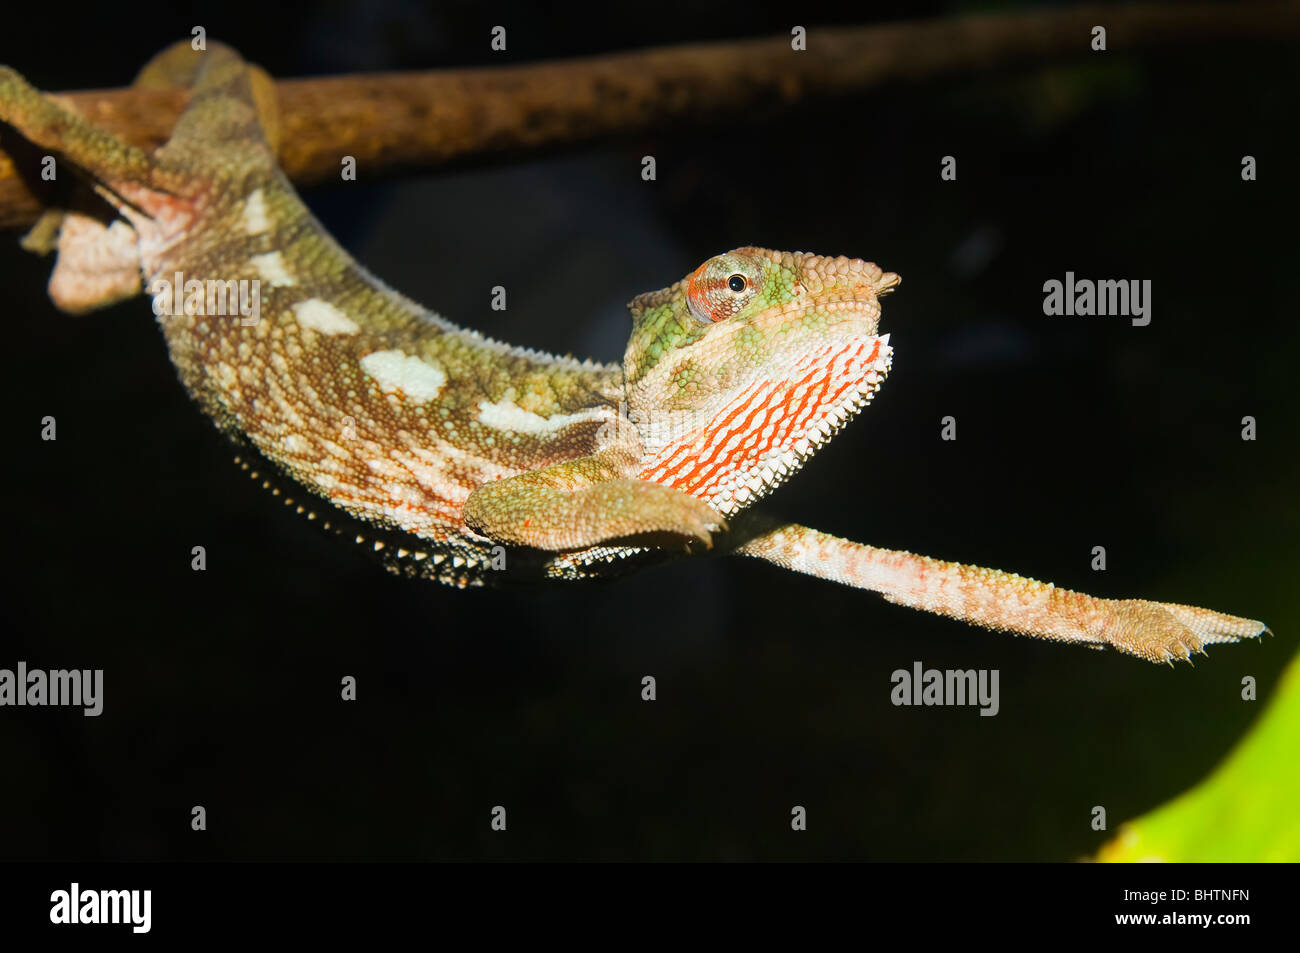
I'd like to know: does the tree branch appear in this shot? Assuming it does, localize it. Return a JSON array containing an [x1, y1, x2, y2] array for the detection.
[[2, 1, 1297, 229]]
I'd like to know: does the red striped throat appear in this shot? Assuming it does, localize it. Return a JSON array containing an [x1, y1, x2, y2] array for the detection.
[[624, 248, 899, 516], [635, 333, 891, 515]]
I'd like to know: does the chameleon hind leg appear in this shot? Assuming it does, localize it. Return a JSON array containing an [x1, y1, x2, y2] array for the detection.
[[134, 42, 281, 174], [1, 42, 277, 313], [463, 449, 727, 551], [134, 40, 281, 154], [0, 41, 274, 191], [0, 60, 162, 311]]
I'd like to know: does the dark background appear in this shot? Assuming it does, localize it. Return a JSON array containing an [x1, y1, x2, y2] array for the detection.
[[1, 0, 1296, 860]]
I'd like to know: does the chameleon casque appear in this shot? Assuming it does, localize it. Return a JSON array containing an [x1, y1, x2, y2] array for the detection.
[[0, 42, 1268, 663]]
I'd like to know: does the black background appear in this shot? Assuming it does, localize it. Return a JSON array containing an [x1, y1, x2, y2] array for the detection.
[[1, 0, 1296, 862]]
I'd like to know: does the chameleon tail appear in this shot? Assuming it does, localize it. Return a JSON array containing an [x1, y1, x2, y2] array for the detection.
[[735, 520, 1269, 664], [0, 63, 160, 311], [0, 42, 274, 203], [0, 64, 156, 191], [0, 42, 278, 313]]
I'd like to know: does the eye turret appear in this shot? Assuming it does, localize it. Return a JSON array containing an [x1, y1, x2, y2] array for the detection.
[[686, 254, 761, 324]]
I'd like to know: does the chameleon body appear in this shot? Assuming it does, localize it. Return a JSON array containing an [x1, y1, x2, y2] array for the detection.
[[0, 43, 1269, 662]]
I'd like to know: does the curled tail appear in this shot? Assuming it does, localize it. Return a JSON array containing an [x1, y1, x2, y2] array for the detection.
[[0, 41, 278, 312]]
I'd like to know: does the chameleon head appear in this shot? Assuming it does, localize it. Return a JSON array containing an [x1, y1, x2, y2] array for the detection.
[[623, 247, 899, 517]]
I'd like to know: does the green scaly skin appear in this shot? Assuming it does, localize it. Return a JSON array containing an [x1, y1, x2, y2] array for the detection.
[[0, 42, 1270, 662]]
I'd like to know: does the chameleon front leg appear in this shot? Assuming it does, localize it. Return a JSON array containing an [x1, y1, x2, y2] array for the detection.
[[734, 520, 1267, 663], [463, 449, 726, 551]]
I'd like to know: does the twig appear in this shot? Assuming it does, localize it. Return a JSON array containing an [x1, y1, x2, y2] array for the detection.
[[2, 1, 1297, 229]]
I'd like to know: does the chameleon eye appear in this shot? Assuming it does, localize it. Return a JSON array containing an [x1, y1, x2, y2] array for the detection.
[[686, 258, 759, 324]]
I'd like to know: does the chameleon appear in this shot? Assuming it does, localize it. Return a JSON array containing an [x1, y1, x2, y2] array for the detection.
[[0, 41, 1269, 663]]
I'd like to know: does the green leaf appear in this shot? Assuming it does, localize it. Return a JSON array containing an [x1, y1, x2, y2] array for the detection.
[[1098, 647, 1299, 862]]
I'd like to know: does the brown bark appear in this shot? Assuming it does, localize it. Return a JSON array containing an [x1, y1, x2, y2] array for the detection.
[[2, 1, 1297, 229]]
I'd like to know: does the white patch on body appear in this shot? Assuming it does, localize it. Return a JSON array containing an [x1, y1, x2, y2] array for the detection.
[[475, 399, 605, 434], [241, 189, 271, 235], [293, 298, 360, 336], [359, 349, 448, 401], [249, 251, 295, 287]]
